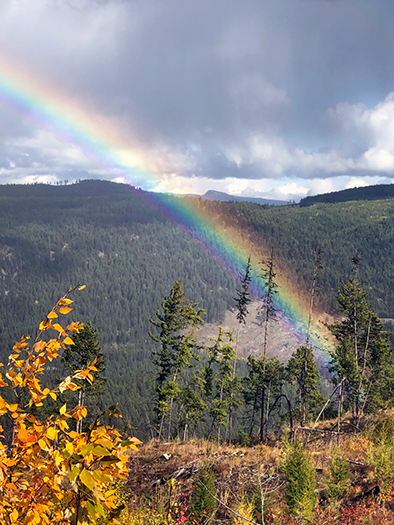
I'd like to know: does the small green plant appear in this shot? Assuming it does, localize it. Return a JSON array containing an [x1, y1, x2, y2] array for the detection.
[[232, 494, 255, 524], [325, 447, 351, 503], [282, 441, 317, 520], [373, 415, 394, 446], [367, 441, 394, 501], [238, 431, 251, 446], [188, 465, 217, 523]]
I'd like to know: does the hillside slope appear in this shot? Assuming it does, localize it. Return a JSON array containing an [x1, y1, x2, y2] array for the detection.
[[2, 180, 394, 435]]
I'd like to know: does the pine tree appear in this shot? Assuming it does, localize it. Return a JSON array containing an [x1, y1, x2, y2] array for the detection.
[[327, 267, 394, 428], [260, 248, 278, 360], [149, 280, 205, 440], [229, 257, 252, 442], [259, 249, 279, 440], [243, 355, 285, 438], [62, 321, 107, 432], [203, 327, 239, 443], [286, 345, 325, 426], [282, 441, 317, 520], [234, 256, 253, 328]]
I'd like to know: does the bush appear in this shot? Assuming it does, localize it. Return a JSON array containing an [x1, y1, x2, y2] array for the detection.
[[326, 447, 351, 503], [0, 287, 141, 524], [282, 441, 317, 520], [188, 465, 217, 523]]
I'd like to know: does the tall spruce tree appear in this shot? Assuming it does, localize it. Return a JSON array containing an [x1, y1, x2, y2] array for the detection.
[[289, 246, 324, 427], [328, 268, 394, 429], [260, 248, 278, 360], [229, 257, 252, 442], [149, 280, 205, 440], [258, 249, 279, 440]]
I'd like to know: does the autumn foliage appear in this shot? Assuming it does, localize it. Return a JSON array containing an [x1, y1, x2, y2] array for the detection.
[[0, 286, 141, 525]]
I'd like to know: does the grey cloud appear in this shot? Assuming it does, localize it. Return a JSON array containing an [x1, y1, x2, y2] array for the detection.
[[2, 0, 394, 187]]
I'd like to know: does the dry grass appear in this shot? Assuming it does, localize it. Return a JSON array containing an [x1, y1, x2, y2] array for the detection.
[[123, 415, 394, 524]]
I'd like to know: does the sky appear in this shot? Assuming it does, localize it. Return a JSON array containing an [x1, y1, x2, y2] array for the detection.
[[1, 0, 394, 201]]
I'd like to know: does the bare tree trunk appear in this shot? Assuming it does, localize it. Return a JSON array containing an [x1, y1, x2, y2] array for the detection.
[[301, 347, 308, 427], [76, 389, 85, 434], [249, 389, 259, 438], [356, 316, 371, 429], [337, 381, 343, 446], [306, 246, 322, 348], [167, 371, 178, 441], [228, 323, 241, 444]]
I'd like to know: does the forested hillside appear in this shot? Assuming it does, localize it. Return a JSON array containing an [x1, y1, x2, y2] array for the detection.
[[192, 196, 394, 316], [299, 182, 394, 206], [2, 180, 394, 436]]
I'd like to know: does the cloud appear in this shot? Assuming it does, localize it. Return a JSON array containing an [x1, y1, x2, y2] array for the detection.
[[2, 0, 394, 196]]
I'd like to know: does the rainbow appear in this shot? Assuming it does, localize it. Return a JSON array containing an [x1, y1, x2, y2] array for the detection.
[[0, 54, 333, 355]]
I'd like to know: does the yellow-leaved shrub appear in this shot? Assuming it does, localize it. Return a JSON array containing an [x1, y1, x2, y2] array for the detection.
[[0, 286, 141, 525]]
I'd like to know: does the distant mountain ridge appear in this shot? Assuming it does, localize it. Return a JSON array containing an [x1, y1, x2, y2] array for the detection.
[[300, 183, 394, 206], [200, 189, 288, 206]]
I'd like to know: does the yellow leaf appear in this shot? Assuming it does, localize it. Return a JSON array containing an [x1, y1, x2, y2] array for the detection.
[[46, 426, 58, 440], [17, 426, 36, 443], [60, 403, 67, 415], [38, 438, 47, 450], [69, 465, 80, 481], [57, 419, 69, 431], [80, 468, 94, 491], [67, 321, 84, 332], [6, 403, 18, 413], [59, 298, 73, 305], [78, 285, 86, 290], [47, 311, 58, 319], [59, 306, 73, 314], [63, 337, 75, 345], [93, 470, 111, 483], [39, 320, 51, 330], [52, 323, 64, 332], [50, 392, 57, 400], [10, 510, 18, 523]]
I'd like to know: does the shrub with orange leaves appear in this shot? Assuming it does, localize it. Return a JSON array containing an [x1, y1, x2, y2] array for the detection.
[[0, 286, 141, 525]]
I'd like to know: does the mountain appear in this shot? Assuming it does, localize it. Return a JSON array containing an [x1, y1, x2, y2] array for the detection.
[[299, 183, 394, 206], [2, 179, 394, 436], [201, 189, 288, 206]]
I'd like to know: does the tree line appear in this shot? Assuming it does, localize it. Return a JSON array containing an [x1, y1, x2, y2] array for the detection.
[[148, 251, 394, 443]]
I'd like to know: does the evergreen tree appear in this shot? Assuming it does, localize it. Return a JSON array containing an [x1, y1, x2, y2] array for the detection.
[[189, 465, 217, 523], [177, 386, 207, 440], [149, 280, 205, 440], [229, 257, 252, 442], [260, 248, 278, 360], [286, 346, 325, 426], [62, 321, 107, 431], [243, 355, 285, 438], [306, 246, 323, 348], [327, 271, 394, 428], [282, 441, 317, 520], [203, 328, 240, 443], [259, 249, 279, 441], [234, 256, 253, 328]]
